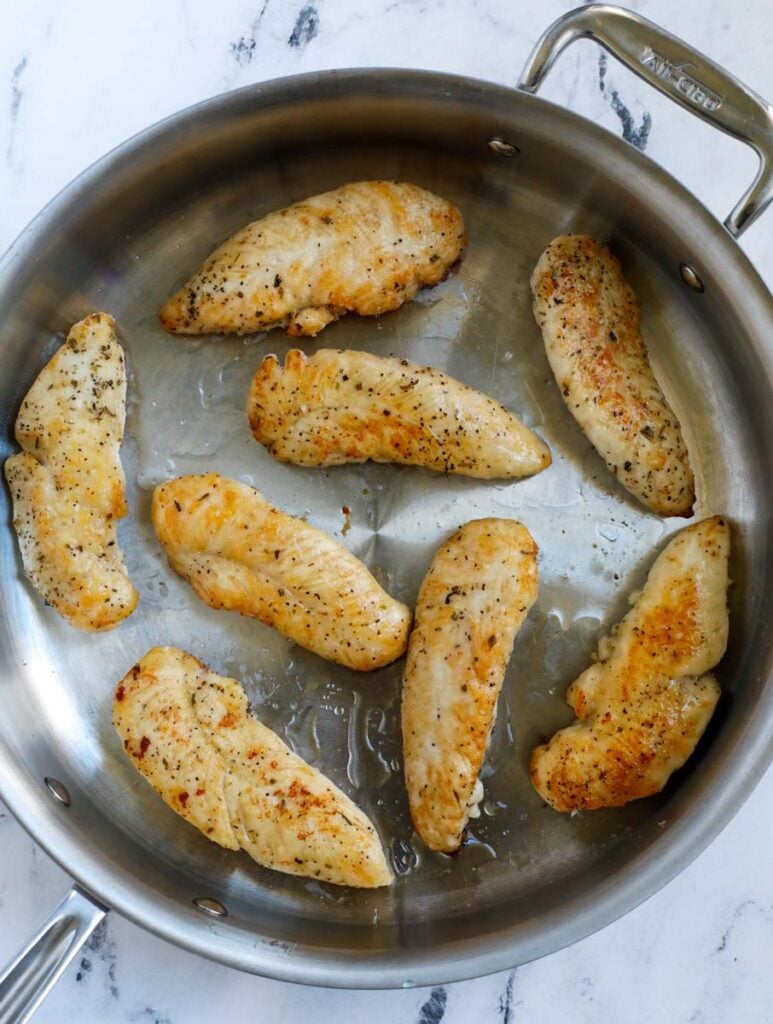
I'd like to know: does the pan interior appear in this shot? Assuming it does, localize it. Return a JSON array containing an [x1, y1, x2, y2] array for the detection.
[[0, 76, 770, 980]]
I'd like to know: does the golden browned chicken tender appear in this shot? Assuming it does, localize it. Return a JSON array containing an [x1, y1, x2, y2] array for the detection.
[[248, 349, 551, 479], [531, 516, 730, 811], [531, 235, 694, 516], [159, 181, 466, 337], [4, 313, 138, 630], [114, 647, 393, 887], [152, 473, 411, 670], [402, 519, 539, 852]]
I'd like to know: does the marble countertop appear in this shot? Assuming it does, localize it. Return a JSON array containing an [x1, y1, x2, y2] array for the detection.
[[1, 1, 771, 1021]]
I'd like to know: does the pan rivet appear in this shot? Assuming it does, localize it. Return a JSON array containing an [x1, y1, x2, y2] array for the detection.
[[193, 896, 228, 918], [44, 777, 71, 807], [488, 137, 520, 157], [679, 263, 705, 293]]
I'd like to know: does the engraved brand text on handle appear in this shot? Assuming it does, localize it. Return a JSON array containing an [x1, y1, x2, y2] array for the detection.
[[639, 48, 724, 112]]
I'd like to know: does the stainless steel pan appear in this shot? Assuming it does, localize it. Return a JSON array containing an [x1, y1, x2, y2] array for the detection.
[[1, 5, 771, 1020]]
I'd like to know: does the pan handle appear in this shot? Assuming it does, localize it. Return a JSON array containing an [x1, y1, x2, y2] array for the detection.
[[0, 886, 107, 1024], [518, 3, 773, 237]]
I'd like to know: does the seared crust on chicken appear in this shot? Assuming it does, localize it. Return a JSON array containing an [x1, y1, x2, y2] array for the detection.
[[248, 349, 551, 479], [4, 313, 138, 630], [151, 473, 411, 670], [531, 516, 729, 811], [114, 647, 392, 887], [159, 181, 466, 337], [402, 519, 539, 852], [531, 235, 694, 516]]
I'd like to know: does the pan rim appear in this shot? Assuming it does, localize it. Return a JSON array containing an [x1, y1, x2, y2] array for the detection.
[[0, 66, 771, 988]]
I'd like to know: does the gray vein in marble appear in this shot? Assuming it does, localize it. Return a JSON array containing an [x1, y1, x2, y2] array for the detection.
[[75, 955, 92, 983], [288, 5, 320, 49], [597, 52, 652, 151], [384, 0, 441, 14], [714, 898, 773, 956], [498, 969, 515, 1023], [128, 1008, 172, 1024], [417, 986, 448, 1024], [80, 919, 120, 1000], [179, 0, 197, 51], [230, 0, 271, 66], [7, 56, 28, 163]]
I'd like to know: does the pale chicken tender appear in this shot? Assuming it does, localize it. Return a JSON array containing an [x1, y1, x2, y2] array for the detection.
[[531, 516, 730, 811], [402, 519, 539, 853], [159, 181, 466, 337], [248, 349, 551, 479], [151, 473, 411, 670], [531, 234, 694, 516], [114, 647, 392, 887], [4, 313, 138, 630]]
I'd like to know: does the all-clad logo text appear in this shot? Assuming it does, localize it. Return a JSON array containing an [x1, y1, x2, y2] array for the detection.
[[639, 48, 724, 112]]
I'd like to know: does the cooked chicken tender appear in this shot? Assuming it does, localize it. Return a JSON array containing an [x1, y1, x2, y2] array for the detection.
[[152, 473, 411, 670], [4, 313, 138, 630], [248, 349, 551, 479], [531, 235, 694, 516], [402, 519, 539, 852], [531, 516, 730, 811], [159, 181, 466, 337], [114, 647, 392, 887]]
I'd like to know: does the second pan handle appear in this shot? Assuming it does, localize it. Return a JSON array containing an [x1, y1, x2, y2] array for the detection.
[[518, 3, 773, 237]]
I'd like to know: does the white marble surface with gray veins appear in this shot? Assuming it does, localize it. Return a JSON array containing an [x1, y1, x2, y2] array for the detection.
[[0, 2, 771, 1022]]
